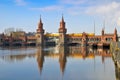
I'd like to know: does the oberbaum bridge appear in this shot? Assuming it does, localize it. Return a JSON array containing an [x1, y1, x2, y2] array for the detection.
[[1, 16, 120, 75], [0, 16, 118, 48]]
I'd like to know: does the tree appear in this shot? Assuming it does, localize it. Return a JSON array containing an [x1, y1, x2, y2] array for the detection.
[[4, 28, 15, 36]]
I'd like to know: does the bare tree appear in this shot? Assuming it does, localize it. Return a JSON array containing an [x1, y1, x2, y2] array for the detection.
[[4, 28, 15, 36]]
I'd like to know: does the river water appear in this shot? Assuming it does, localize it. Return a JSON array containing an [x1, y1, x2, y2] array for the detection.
[[0, 46, 117, 80]]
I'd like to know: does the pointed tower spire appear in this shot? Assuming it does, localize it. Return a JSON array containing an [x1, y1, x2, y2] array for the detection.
[[103, 18, 105, 31], [40, 15, 42, 23], [37, 15, 43, 30], [102, 28, 104, 36], [60, 14, 66, 29], [115, 27, 117, 32], [62, 14, 64, 22], [101, 18, 105, 36], [94, 19, 95, 35], [114, 27, 117, 42], [114, 27, 117, 35]]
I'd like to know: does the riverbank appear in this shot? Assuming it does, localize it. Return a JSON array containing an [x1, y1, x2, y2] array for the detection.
[[111, 42, 120, 69], [112, 50, 120, 69]]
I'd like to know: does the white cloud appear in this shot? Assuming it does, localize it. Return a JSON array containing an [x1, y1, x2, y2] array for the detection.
[[28, 0, 120, 27], [117, 17, 120, 26], [60, 0, 119, 6], [67, 6, 85, 15], [86, 2, 120, 15], [14, 0, 27, 6], [85, 1, 120, 26], [63, 1, 120, 27], [30, 5, 63, 12], [60, 0, 86, 5]]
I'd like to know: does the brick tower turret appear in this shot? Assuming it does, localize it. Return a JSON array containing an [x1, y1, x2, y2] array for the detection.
[[58, 15, 67, 46], [101, 28, 105, 42], [36, 16, 45, 46], [113, 28, 117, 41], [102, 28, 104, 36]]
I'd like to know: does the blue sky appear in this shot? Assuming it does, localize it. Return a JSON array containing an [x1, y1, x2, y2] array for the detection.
[[0, 0, 120, 34]]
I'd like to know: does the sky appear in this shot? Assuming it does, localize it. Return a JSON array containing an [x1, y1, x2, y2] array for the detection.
[[0, 0, 120, 34]]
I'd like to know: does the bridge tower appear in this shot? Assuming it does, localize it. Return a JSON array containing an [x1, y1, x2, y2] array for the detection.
[[58, 15, 67, 46], [114, 28, 117, 42], [101, 28, 105, 42], [102, 28, 104, 36], [36, 16, 45, 46]]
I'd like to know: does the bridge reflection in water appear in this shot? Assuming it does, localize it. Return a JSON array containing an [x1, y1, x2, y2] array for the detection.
[[0, 46, 117, 80], [36, 46, 112, 75]]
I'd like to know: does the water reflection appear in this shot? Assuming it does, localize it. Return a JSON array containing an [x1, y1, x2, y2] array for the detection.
[[0, 46, 112, 62], [115, 65, 120, 80], [67, 46, 111, 60], [0, 46, 116, 80], [36, 47, 44, 74], [59, 46, 67, 75]]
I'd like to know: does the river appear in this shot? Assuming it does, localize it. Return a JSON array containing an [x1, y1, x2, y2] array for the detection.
[[0, 46, 117, 80]]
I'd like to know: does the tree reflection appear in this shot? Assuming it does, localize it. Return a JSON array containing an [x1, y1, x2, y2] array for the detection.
[[115, 65, 120, 80]]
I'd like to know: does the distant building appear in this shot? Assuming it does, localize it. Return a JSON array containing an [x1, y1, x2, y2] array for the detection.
[[26, 32, 36, 36], [11, 31, 26, 38]]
